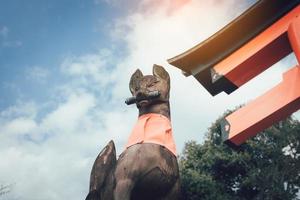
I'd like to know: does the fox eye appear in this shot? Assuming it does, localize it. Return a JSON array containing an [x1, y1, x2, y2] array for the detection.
[[152, 80, 160, 85], [148, 82, 157, 87]]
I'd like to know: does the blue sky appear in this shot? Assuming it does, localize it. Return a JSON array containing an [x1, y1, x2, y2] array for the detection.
[[0, 0, 132, 110], [1, 0, 298, 199]]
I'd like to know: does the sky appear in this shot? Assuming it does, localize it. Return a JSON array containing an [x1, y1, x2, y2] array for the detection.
[[0, 0, 299, 199]]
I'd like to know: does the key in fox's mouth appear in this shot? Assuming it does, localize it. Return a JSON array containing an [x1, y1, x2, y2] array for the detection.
[[137, 99, 150, 107], [125, 91, 161, 105]]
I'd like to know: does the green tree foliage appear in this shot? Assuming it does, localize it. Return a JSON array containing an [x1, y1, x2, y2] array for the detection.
[[180, 111, 300, 200]]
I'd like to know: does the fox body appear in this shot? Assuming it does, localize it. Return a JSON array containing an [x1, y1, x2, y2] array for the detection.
[[86, 65, 180, 200]]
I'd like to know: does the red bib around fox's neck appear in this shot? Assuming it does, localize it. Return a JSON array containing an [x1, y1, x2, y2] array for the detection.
[[126, 113, 176, 156]]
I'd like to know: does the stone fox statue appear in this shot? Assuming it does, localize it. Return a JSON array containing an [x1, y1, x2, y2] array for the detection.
[[85, 65, 180, 200]]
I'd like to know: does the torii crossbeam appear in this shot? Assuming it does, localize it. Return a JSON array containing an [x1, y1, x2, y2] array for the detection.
[[168, 0, 300, 147]]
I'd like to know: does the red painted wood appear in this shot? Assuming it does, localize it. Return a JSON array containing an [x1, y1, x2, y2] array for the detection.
[[224, 66, 300, 146], [288, 16, 300, 64], [213, 5, 300, 88]]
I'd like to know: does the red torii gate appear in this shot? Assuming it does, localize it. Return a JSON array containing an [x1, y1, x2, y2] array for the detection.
[[168, 0, 300, 147]]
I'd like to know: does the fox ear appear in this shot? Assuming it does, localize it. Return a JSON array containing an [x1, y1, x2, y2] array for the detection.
[[153, 64, 170, 84], [129, 69, 143, 94]]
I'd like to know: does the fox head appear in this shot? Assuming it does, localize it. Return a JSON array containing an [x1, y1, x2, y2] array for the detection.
[[129, 64, 171, 117]]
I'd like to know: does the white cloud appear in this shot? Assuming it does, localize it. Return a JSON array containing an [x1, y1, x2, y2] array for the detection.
[[0, 101, 37, 119], [3, 0, 299, 199], [26, 66, 50, 83], [0, 90, 128, 199], [0, 25, 22, 48], [61, 49, 115, 89], [2, 40, 22, 48], [41, 91, 96, 134], [0, 118, 37, 136], [94, 0, 138, 7], [0, 26, 8, 38], [0, 81, 136, 199], [94, 0, 116, 5]]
